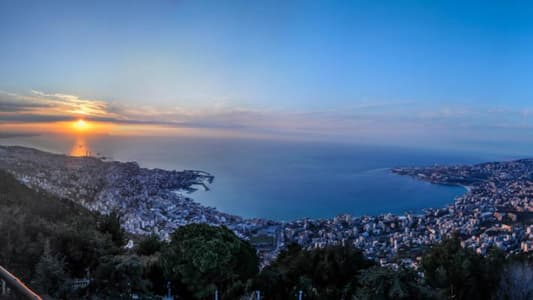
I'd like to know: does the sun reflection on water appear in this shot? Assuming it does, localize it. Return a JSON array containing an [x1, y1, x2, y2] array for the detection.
[[70, 136, 91, 157]]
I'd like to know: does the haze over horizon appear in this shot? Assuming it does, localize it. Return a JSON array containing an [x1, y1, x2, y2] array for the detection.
[[2, 1, 533, 154]]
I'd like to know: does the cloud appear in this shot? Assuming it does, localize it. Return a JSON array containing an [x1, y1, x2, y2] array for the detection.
[[28, 90, 114, 117], [2, 89, 533, 148], [0, 100, 50, 112], [0, 114, 72, 123], [0, 90, 126, 123], [0, 90, 240, 131], [0, 92, 52, 112]]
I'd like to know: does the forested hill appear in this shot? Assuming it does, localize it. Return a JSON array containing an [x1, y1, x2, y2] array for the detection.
[[0, 169, 134, 298]]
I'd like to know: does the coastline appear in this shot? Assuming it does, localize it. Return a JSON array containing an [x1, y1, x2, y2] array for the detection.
[[0, 141, 470, 221], [462, 185, 472, 192], [0, 135, 485, 221], [0, 144, 472, 225], [4, 144, 533, 267]]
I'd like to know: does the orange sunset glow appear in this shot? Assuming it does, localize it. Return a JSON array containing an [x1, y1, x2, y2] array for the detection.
[[72, 119, 91, 132], [0, 120, 115, 135], [64, 119, 113, 135], [70, 136, 91, 157]]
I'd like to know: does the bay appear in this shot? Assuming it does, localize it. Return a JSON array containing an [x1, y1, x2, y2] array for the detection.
[[0, 134, 510, 220]]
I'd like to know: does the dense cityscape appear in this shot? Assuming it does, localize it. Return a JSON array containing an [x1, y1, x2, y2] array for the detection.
[[2, 145, 533, 269]]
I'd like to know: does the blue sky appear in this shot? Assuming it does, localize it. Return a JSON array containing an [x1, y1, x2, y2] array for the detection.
[[1, 1, 533, 150]]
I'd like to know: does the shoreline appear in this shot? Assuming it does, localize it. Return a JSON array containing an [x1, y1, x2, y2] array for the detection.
[[0, 143, 471, 223], [5, 144, 533, 266]]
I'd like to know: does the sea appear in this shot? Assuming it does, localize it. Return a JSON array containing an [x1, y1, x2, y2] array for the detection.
[[0, 134, 519, 221]]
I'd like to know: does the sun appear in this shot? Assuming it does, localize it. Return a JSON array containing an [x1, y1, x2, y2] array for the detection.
[[72, 119, 91, 132]]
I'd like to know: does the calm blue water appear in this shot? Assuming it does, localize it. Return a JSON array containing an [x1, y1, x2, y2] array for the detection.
[[0, 134, 515, 220]]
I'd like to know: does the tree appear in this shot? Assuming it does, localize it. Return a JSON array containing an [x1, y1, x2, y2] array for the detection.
[[32, 242, 68, 298], [98, 210, 127, 248], [421, 234, 503, 300], [136, 234, 164, 256], [161, 224, 259, 299], [94, 255, 149, 298], [0, 170, 134, 298], [252, 244, 374, 300], [496, 261, 533, 300], [356, 266, 433, 300]]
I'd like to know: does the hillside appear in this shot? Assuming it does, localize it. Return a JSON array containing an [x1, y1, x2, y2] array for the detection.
[[0, 169, 132, 298]]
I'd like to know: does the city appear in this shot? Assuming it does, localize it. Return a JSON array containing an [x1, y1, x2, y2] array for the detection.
[[3, 145, 533, 269]]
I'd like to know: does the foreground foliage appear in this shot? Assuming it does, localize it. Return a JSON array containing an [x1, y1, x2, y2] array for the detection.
[[0, 170, 125, 298], [252, 244, 373, 299], [162, 224, 259, 299], [421, 234, 504, 300]]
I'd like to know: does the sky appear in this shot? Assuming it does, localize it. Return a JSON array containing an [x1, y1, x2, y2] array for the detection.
[[1, 1, 533, 151]]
